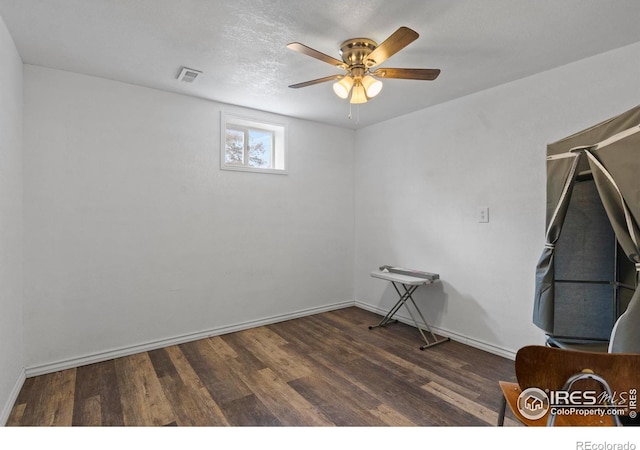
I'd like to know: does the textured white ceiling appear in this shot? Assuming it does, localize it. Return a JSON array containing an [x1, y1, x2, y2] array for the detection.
[[2, 0, 640, 129]]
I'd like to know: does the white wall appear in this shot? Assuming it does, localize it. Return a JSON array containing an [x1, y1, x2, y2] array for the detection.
[[15, 30, 640, 381], [0, 15, 24, 425], [354, 42, 640, 358], [23, 65, 355, 372]]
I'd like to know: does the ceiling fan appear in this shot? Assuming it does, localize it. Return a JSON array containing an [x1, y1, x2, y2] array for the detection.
[[287, 26, 440, 104]]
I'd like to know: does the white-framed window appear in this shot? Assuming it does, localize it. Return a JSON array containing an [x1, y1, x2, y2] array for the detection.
[[221, 112, 287, 174]]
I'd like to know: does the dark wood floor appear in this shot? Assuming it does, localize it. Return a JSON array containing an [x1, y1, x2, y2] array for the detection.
[[7, 307, 519, 426]]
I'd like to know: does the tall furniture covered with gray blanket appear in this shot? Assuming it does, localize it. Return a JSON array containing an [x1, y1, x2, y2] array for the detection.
[[533, 105, 640, 353]]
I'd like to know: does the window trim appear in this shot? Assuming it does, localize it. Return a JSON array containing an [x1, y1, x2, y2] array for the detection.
[[221, 112, 287, 174]]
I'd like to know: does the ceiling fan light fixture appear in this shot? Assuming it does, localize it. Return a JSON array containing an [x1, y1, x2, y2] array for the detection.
[[287, 27, 440, 109], [332, 75, 354, 99], [350, 82, 367, 104], [362, 75, 383, 98]]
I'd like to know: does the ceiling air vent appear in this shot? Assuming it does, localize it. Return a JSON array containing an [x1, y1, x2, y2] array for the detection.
[[177, 67, 202, 83]]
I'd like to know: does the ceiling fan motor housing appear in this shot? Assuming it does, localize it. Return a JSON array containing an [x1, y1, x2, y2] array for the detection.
[[339, 38, 378, 76]]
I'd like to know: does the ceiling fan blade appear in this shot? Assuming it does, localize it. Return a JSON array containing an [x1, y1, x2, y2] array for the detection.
[[365, 26, 419, 67], [371, 68, 441, 80], [289, 74, 343, 89], [287, 42, 345, 68]]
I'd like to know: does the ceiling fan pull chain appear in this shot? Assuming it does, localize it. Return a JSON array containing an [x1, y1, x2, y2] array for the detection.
[[347, 104, 361, 123]]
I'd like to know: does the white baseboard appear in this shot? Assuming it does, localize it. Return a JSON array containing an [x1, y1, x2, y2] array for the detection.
[[25, 299, 515, 378], [1, 368, 26, 426], [25, 300, 355, 377], [355, 300, 516, 360]]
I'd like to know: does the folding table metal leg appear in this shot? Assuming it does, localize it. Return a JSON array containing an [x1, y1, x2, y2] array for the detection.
[[395, 282, 450, 350], [370, 281, 449, 350], [406, 297, 450, 350], [368, 284, 418, 329]]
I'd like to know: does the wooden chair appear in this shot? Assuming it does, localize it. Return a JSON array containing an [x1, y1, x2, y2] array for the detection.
[[497, 345, 640, 426]]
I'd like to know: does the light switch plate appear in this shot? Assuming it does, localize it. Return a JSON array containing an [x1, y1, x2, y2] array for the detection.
[[478, 206, 489, 223]]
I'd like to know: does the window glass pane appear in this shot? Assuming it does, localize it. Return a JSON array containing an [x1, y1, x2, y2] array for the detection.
[[225, 127, 245, 165], [221, 113, 286, 174], [248, 129, 273, 168]]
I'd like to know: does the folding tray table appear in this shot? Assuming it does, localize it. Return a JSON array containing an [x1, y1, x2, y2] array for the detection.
[[369, 269, 449, 350]]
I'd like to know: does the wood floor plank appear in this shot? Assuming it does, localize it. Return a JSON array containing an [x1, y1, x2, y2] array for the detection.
[[5, 403, 26, 426], [279, 311, 483, 404], [206, 335, 239, 360], [73, 395, 102, 426], [163, 345, 230, 425], [14, 374, 49, 425], [253, 367, 335, 426], [42, 369, 76, 426], [179, 338, 254, 406], [14, 376, 35, 405], [6, 307, 516, 427], [276, 310, 496, 424], [18, 369, 76, 426], [368, 404, 417, 426], [363, 322, 515, 414], [229, 362, 334, 426], [73, 364, 101, 400], [94, 359, 125, 426], [153, 346, 230, 426], [72, 363, 101, 425], [270, 325, 398, 424], [422, 381, 509, 426], [220, 394, 282, 426], [321, 309, 460, 367], [316, 311, 466, 373], [265, 320, 316, 355], [5, 378, 32, 425], [283, 320, 488, 425], [217, 332, 270, 373], [244, 324, 290, 347], [288, 374, 387, 426], [359, 338, 485, 402], [148, 347, 179, 379], [324, 309, 455, 355], [230, 326, 315, 382], [115, 352, 175, 426], [260, 367, 336, 425]]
